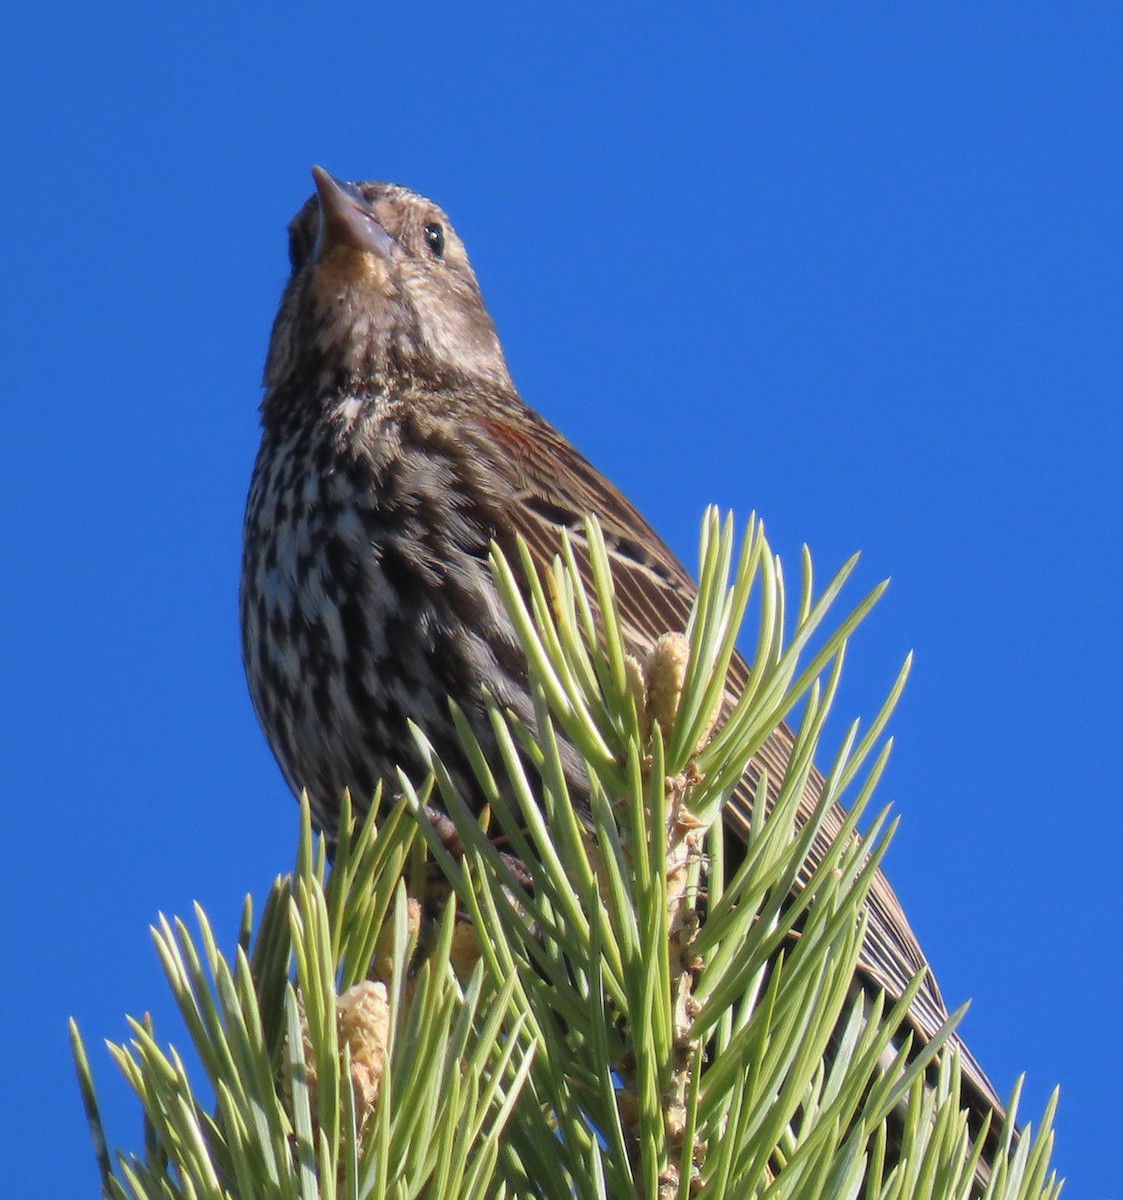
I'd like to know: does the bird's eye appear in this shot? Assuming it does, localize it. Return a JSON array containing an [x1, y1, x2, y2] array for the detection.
[[423, 222, 445, 259]]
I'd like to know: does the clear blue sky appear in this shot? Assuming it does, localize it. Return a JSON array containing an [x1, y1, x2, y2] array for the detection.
[[3, 5, 1119, 1196]]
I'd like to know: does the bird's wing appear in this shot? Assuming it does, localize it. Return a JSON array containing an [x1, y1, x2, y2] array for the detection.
[[471, 403, 1003, 1117]]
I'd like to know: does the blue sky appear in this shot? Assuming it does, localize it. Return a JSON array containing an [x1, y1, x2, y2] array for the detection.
[[3, 5, 1120, 1196]]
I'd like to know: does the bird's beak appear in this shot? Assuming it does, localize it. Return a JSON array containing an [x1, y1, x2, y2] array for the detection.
[[311, 166, 393, 260]]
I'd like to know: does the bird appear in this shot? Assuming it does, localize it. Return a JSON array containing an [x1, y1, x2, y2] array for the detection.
[[240, 166, 1005, 1162]]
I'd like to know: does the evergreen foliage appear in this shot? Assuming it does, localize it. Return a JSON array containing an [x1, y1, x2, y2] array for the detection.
[[72, 511, 1062, 1199]]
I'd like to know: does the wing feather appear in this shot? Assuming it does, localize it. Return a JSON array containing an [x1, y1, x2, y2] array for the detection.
[[470, 403, 1002, 1117]]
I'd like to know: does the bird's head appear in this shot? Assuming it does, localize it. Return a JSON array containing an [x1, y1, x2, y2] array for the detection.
[[264, 167, 512, 404]]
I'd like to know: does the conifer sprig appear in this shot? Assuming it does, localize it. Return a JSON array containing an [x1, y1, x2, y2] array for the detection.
[[72, 510, 1061, 1200]]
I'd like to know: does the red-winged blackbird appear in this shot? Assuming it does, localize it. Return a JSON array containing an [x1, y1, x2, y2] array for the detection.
[[241, 167, 1004, 1152]]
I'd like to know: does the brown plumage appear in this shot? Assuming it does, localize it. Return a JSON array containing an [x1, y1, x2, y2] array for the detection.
[[241, 167, 1004, 1159]]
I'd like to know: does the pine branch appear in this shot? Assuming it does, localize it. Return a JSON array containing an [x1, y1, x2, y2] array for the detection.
[[72, 510, 1062, 1200]]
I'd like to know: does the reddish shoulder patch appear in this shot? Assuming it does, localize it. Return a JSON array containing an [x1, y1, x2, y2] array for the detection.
[[478, 416, 542, 460]]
